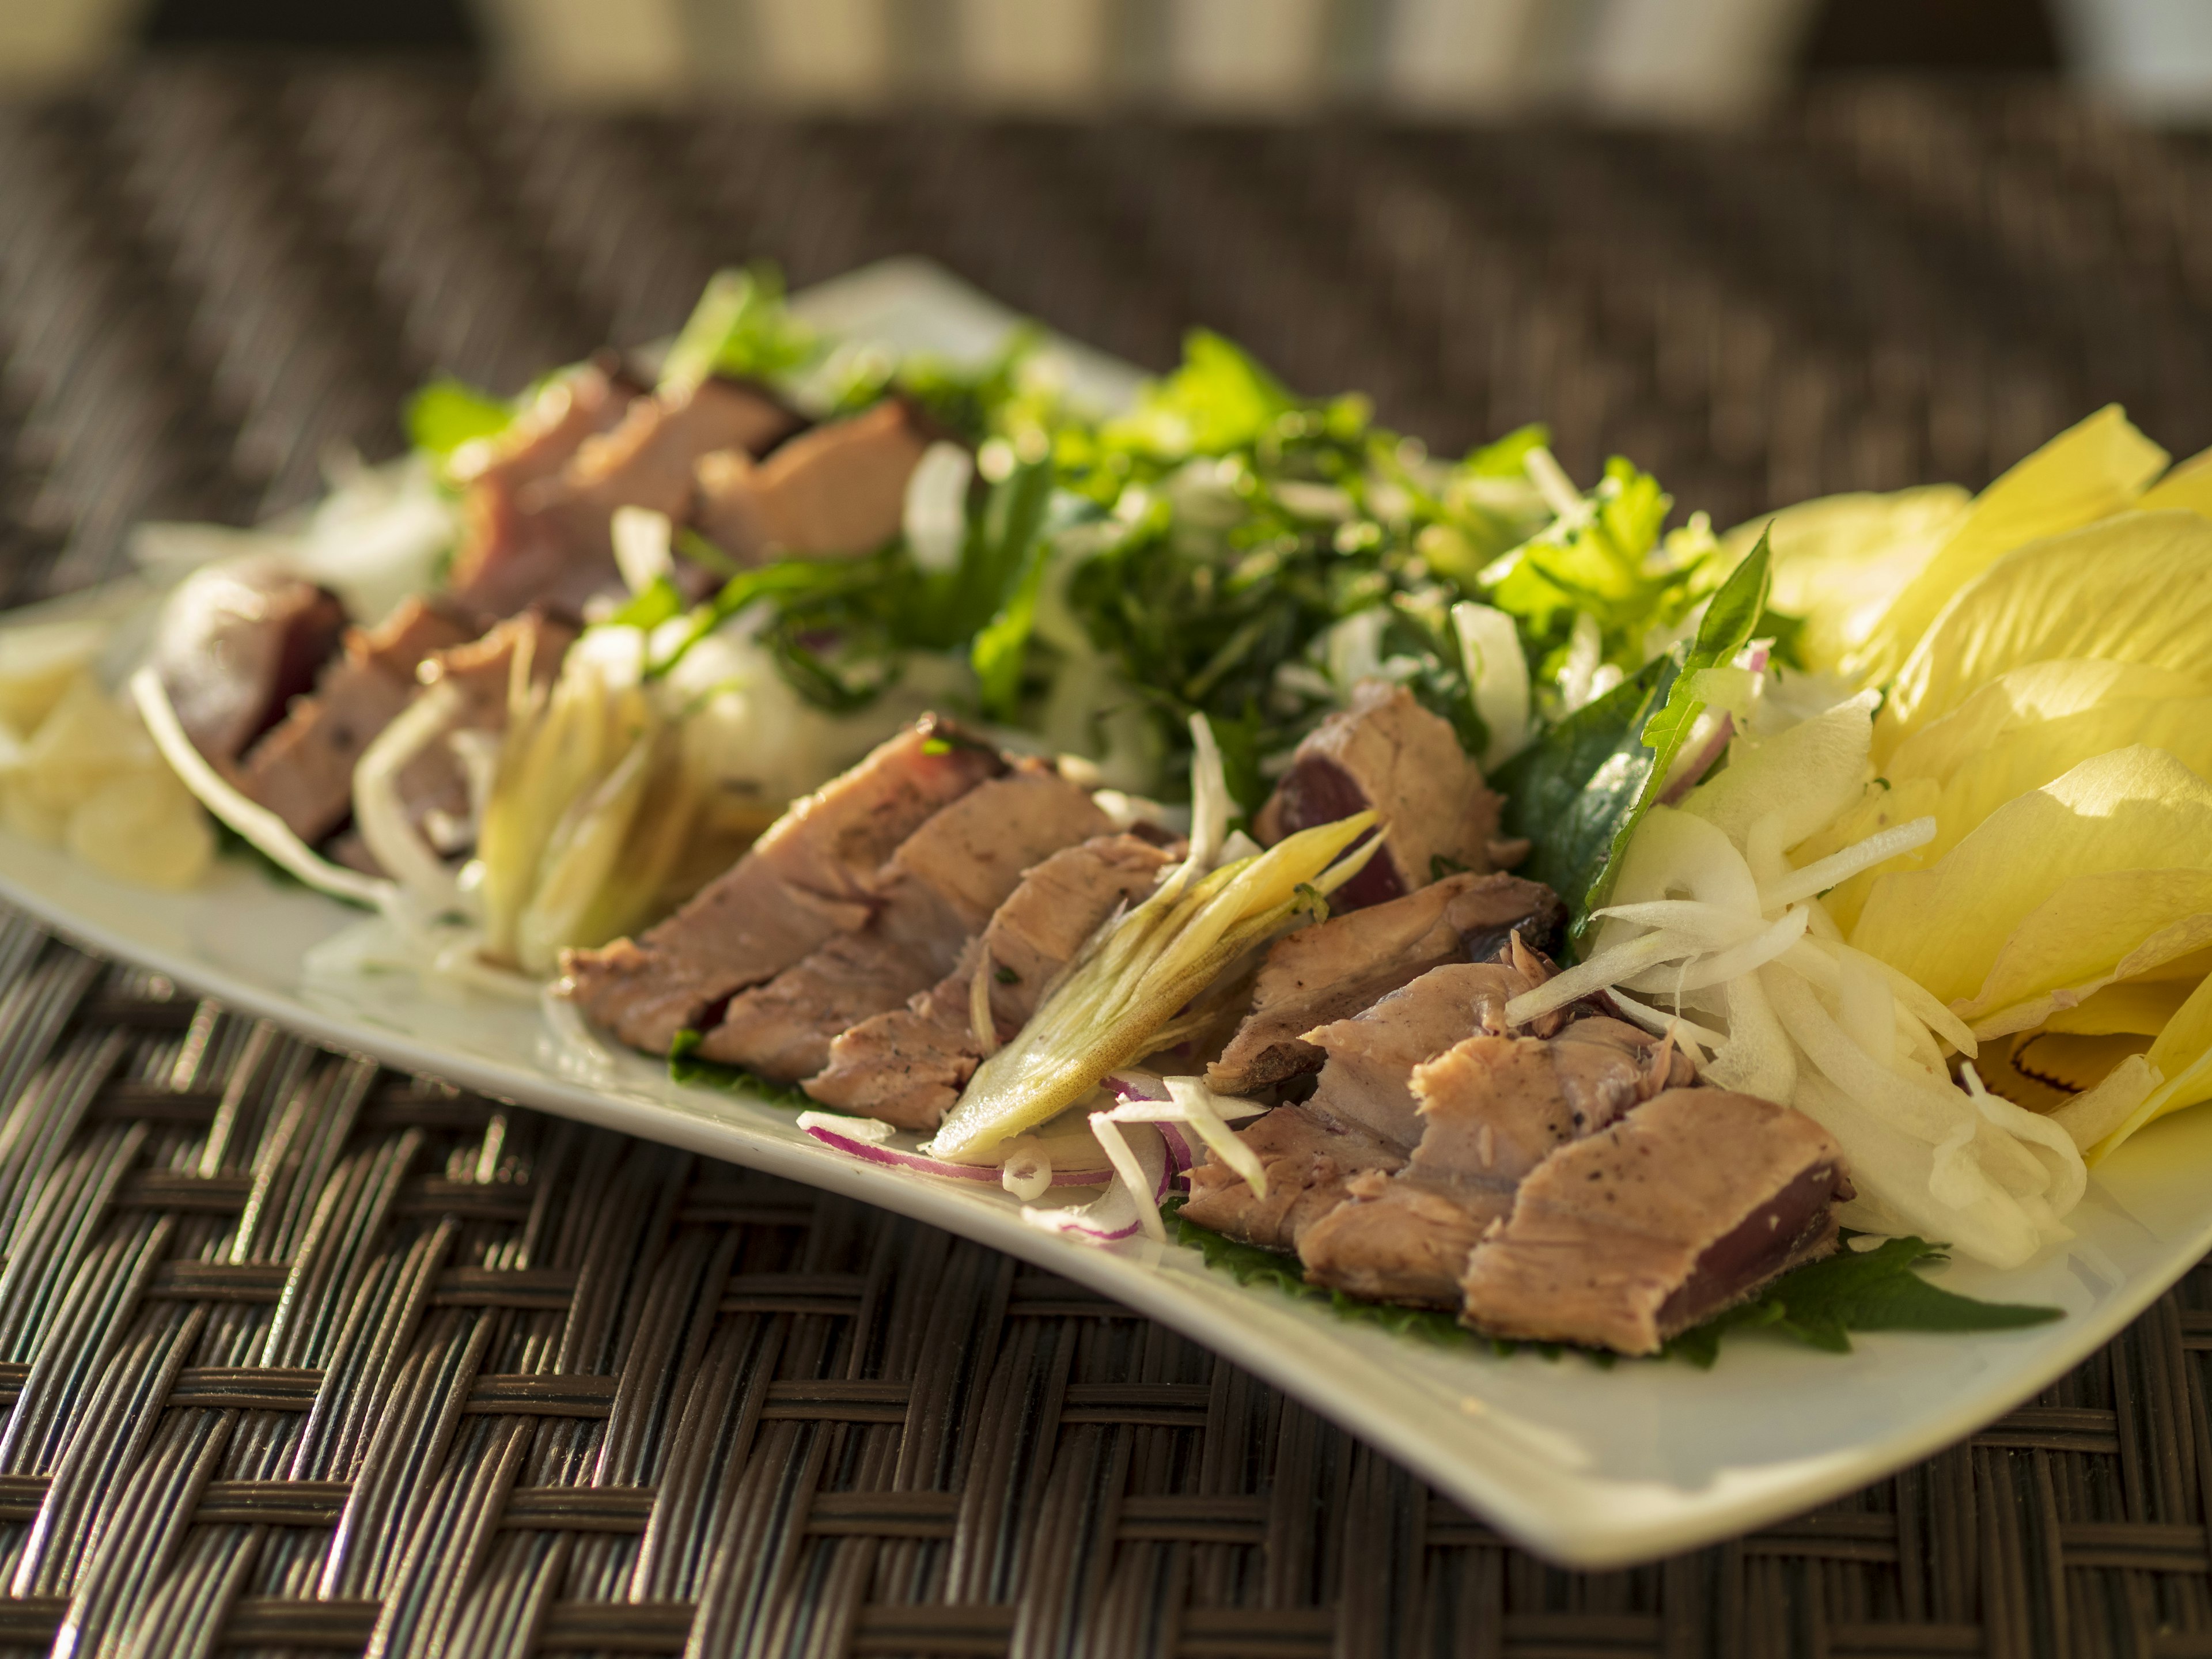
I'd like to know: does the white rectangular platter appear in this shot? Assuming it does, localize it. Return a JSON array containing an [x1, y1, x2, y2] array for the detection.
[[5, 259, 2209, 1570]]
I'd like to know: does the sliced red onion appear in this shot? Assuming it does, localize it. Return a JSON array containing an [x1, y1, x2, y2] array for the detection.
[[1105, 1069, 1172, 1103], [1657, 641, 1773, 807], [798, 1112, 1107, 1187], [1156, 1121, 1195, 1179], [1022, 1120, 1171, 1244]]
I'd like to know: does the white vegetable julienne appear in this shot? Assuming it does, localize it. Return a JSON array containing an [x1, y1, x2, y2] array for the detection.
[[1161, 1075, 1268, 1197], [1556, 691, 2087, 1268], [969, 949, 1000, 1058], [903, 441, 975, 574], [1758, 816, 1935, 910], [130, 666, 393, 910], [353, 681, 470, 918], [1450, 601, 1531, 771], [611, 506, 675, 593]]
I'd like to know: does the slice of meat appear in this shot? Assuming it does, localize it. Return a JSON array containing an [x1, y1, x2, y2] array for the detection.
[[153, 562, 347, 765], [1180, 1104, 1408, 1252], [700, 763, 1112, 1081], [1298, 1018, 1694, 1305], [1458, 1088, 1849, 1355], [1207, 872, 1559, 1094], [805, 833, 1178, 1128], [228, 596, 479, 843], [452, 376, 801, 617], [393, 608, 581, 849], [1253, 681, 1503, 911], [1299, 959, 1559, 1150], [563, 719, 1004, 1054], [693, 399, 933, 564], [449, 356, 641, 498]]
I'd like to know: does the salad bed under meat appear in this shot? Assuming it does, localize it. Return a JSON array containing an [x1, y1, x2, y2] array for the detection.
[[8, 266, 2210, 1357]]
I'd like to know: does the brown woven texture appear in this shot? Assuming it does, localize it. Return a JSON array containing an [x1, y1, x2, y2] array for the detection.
[[4, 63, 2212, 1658]]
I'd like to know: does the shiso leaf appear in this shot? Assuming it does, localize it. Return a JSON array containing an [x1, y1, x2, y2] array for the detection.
[[1495, 528, 1771, 953], [1165, 1202, 2059, 1366], [667, 1028, 813, 1108]]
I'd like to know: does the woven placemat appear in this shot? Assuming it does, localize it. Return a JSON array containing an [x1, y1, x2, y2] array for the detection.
[[4, 64, 2212, 1657]]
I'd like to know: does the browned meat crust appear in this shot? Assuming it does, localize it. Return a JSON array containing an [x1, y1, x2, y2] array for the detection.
[[562, 718, 1003, 1053], [1298, 1018, 1692, 1306], [1458, 1088, 1849, 1355], [450, 374, 799, 616], [1206, 872, 1560, 1094], [1180, 1104, 1407, 1252], [804, 834, 1177, 1128], [699, 763, 1112, 1081], [1252, 682, 1503, 911], [1300, 959, 1558, 1149], [694, 399, 933, 564], [154, 563, 347, 766], [228, 595, 479, 843]]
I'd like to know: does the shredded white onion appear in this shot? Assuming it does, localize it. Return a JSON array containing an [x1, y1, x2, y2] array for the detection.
[[1162, 1075, 1268, 1197], [1450, 600, 1531, 771], [353, 681, 470, 918], [970, 949, 1000, 1058], [1758, 816, 1935, 910], [1504, 930, 1698, 1028]]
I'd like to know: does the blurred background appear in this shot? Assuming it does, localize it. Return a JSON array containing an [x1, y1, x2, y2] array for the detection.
[[6, 0, 2211, 116], [3, 0, 2211, 604]]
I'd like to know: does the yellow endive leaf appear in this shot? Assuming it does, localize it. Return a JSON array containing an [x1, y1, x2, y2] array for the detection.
[[2080, 972, 2212, 1162], [1789, 775, 1941, 935], [1718, 484, 1969, 673], [1915, 696, 2212, 867], [1963, 889, 2212, 1039], [2044, 976, 2198, 1036], [1874, 511, 2212, 762], [1888, 658, 2209, 789], [2132, 445, 2212, 516], [1849, 405, 2166, 687], [1851, 745, 2212, 1006]]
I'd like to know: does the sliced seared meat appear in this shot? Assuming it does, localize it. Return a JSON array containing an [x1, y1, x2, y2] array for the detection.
[[805, 833, 1179, 1128], [1458, 1088, 1849, 1355], [693, 399, 933, 564], [563, 717, 1004, 1054], [1207, 872, 1559, 1094], [423, 606, 579, 725], [393, 608, 579, 851], [1299, 1018, 1694, 1305], [1253, 682, 1503, 911], [154, 562, 347, 766], [450, 356, 641, 499], [451, 376, 801, 617], [1183, 938, 1559, 1253], [1301, 956, 1562, 1149], [1180, 1105, 1408, 1253], [700, 762, 1112, 1081], [229, 596, 479, 843]]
